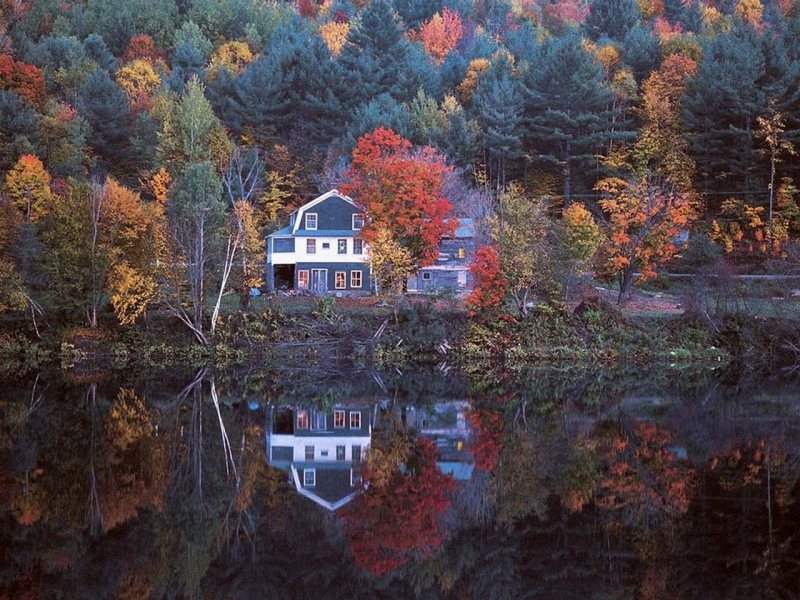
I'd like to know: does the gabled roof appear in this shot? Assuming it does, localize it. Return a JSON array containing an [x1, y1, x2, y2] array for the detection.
[[290, 465, 359, 511], [292, 189, 361, 235]]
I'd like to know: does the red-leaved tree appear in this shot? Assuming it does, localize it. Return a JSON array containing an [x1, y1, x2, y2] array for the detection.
[[466, 408, 504, 471], [0, 54, 45, 107], [413, 9, 464, 63], [466, 245, 507, 313], [340, 438, 456, 577], [341, 128, 455, 267]]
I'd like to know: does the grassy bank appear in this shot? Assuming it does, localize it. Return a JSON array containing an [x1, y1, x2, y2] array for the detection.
[[0, 294, 796, 374]]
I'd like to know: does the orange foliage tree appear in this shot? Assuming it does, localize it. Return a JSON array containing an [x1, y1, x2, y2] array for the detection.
[[121, 34, 164, 65], [595, 173, 697, 303], [341, 127, 455, 267], [0, 54, 45, 107], [319, 21, 349, 56], [341, 438, 455, 576], [413, 9, 464, 64], [594, 422, 694, 531], [466, 245, 507, 314]]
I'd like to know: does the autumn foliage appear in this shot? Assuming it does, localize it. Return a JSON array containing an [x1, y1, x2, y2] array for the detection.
[[466, 245, 507, 314], [594, 422, 694, 529], [413, 9, 464, 64], [0, 54, 45, 107], [466, 409, 504, 471], [4, 154, 52, 222], [342, 128, 455, 267], [341, 437, 455, 576]]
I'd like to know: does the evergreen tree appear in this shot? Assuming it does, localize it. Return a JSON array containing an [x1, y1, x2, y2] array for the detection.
[[82, 34, 117, 72], [584, 0, 641, 41], [682, 24, 767, 196], [341, 94, 410, 152], [395, 0, 443, 29], [623, 24, 660, 82], [521, 32, 619, 202], [336, 0, 425, 110], [474, 56, 524, 191], [78, 69, 135, 177], [0, 91, 41, 172]]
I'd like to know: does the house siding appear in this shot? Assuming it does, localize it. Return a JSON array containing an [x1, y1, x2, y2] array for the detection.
[[295, 262, 371, 293], [297, 196, 362, 232]]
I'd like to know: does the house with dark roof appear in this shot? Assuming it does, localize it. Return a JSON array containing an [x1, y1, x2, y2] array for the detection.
[[405, 401, 475, 481], [265, 190, 371, 294], [266, 404, 373, 511], [406, 219, 476, 294], [265, 189, 476, 295]]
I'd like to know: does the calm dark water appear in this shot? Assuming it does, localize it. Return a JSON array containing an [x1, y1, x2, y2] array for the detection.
[[1, 364, 800, 599]]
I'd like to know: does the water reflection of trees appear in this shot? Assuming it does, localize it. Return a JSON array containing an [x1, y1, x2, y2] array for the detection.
[[1, 367, 800, 597]]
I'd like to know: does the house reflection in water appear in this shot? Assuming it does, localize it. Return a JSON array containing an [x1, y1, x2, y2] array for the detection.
[[405, 401, 475, 481], [266, 404, 373, 511]]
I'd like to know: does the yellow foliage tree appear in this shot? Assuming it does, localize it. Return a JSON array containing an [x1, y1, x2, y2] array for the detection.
[[369, 227, 415, 295], [4, 154, 51, 222], [319, 21, 350, 56], [207, 41, 254, 79], [116, 59, 161, 108], [457, 58, 490, 104], [735, 0, 763, 28]]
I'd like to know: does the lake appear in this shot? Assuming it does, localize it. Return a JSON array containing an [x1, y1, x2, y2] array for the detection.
[[1, 363, 799, 598]]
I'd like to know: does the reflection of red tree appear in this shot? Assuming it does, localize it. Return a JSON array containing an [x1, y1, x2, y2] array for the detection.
[[341, 438, 455, 577], [466, 409, 504, 471], [596, 423, 693, 527]]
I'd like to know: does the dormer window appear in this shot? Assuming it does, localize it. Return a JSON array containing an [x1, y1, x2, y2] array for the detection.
[[352, 213, 365, 230], [305, 213, 318, 230]]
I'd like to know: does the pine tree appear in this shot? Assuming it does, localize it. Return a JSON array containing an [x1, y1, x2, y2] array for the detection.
[[521, 32, 621, 202], [335, 0, 425, 110], [474, 56, 524, 191], [682, 24, 767, 196], [78, 69, 135, 177], [623, 24, 660, 82], [584, 0, 641, 41], [0, 91, 40, 172]]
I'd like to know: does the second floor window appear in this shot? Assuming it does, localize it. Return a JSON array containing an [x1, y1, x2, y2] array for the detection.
[[352, 213, 365, 230], [353, 239, 364, 255], [305, 212, 318, 230], [306, 239, 316, 254], [297, 409, 309, 429], [334, 410, 345, 428], [350, 411, 362, 429], [338, 239, 347, 254]]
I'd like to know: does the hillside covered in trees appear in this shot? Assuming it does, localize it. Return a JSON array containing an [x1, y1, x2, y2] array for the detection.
[[1, 0, 800, 341]]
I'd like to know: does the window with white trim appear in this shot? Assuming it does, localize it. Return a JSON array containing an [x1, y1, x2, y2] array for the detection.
[[334, 410, 345, 428], [335, 271, 346, 289], [422, 272, 432, 281], [338, 239, 347, 254], [305, 212, 318, 230], [352, 445, 362, 463], [352, 213, 365, 230], [353, 239, 364, 255], [296, 409, 309, 429], [349, 411, 361, 429], [303, 469, 316, 487], [351, 469, 362, 487], [336, 445, 345, 461], [350, 270, 362, 289], [297, 270, 309, 289], [306, 239, 316, 254], [305, 445, 314, 460]]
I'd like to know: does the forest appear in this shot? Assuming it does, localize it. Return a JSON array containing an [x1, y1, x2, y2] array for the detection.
[[1, 0, 800, 346]]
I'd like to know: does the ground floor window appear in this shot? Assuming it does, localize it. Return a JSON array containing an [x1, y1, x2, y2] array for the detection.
[[298, 270, 309, 289], [335, 271, 346, 289], [422, 272, 432, 281], [351, 270, 362, 288]]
